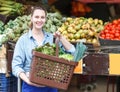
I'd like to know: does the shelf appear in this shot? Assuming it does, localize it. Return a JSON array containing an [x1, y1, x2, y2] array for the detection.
[[74, 53, 120, 75]]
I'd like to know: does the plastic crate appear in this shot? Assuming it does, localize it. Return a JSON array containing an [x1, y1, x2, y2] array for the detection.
[[98, 37, 120, 53], [30, 51, 78, 90], [5, 41, 15, 72], [0, 73, 17, 92], [6, 50, 14, 72], [99, 37, 120, 46]]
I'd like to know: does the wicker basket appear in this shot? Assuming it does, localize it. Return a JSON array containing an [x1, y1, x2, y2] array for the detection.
[[29, 38, 78, 90]]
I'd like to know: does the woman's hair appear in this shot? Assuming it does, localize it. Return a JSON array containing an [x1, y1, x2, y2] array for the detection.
[[30, 5, 47, 28], [31, 5, 47, 16]]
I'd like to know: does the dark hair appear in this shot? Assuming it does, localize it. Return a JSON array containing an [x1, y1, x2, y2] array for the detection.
[[31, 5, 47, 16], [30, 5, 47, 29]]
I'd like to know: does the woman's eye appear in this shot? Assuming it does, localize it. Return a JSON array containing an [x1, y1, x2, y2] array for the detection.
[[35, 16, 39, 18], [34, 16, 45, 19], [41, 16, 45, 19]]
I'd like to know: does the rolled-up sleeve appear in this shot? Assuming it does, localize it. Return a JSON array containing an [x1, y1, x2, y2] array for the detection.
[[60, 43, 75, 55], [66, 44, 75, 55], [12, 37, 25, 77]]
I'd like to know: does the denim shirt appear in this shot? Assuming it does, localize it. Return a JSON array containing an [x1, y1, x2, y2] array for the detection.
[[12, 30, 75, 77]]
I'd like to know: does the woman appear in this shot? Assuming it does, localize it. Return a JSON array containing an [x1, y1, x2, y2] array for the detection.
[[12, 5, 75, 92]]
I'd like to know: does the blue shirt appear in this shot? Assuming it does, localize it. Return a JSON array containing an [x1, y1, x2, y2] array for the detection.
[[12, 30, 75, 77]]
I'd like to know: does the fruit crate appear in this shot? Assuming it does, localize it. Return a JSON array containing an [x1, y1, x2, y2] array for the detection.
[[0, 73, 17, 92], [6, 50, 14, 72], [99, 37, 120, 46], [29, 38, 78, 90], [98, 37, 120, 53]]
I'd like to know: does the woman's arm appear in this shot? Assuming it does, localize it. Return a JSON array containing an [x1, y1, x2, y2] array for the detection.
[[59, 36, 73, 50], [54, 31, 75, 54]]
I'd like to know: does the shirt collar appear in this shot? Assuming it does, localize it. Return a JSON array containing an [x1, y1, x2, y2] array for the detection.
[[28, 29, 49, 39]]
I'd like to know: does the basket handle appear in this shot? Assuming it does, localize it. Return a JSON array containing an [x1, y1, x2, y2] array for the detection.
[[55, 37, 59, 57]]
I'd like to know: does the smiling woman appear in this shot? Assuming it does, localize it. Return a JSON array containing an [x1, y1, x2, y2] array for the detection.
[[12, 5, 75, 92]]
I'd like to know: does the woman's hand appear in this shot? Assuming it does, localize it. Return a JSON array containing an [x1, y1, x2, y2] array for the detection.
[[27, 79, 45, 87], [19, 72, 45, 87], [53, 31, 62, 39], [53, 31, 74, 51]]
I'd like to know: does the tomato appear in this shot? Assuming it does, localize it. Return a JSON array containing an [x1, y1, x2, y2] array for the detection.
[[110, 34, 114, 39], [115, 30, 120, 33], [100, 34, 105, 38], [115, 32, 120, 37], [104, 29, 109, 33], [118, 18, 120, 22], [100, 18, 120, 40], [110, 30, 115, 34], [105, 36, 110, 39], [113, 19, 118, 25]]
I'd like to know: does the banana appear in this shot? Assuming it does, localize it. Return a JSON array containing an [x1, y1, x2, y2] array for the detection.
[[0, 0, 25, 16], [0, 4, 14, 8], [0, 0, 15, 5], [0, 7, 13, 11], [0, 11, 11, 15]]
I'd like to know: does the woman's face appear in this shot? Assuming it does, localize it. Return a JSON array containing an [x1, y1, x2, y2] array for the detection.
[[31, 9, 46, 30]]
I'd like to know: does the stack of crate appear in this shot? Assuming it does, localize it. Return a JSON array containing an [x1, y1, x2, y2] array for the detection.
[[0, 73, 17, 92], [0, 44, 17, 92]]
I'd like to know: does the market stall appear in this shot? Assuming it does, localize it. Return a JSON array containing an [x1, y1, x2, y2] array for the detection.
[[0, 0, 120, 92]]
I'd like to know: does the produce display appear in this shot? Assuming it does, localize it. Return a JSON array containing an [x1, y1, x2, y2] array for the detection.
[[100, 19, 120, 40], [43, 12, 64, 33], [0, 0, 113, 46], [0, 0, 27, 16], [0, 12, 64, 44], [1, 15, 31, 44], [58, 17, 104, 44]]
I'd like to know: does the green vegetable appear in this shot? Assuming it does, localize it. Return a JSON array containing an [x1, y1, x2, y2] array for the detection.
[[59, 54, 73, 61], [73, 42, 87, 62], [35, 43, 56, 56], [0, 21, 4, 34]]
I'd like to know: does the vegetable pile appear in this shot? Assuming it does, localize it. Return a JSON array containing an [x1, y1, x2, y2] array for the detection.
[[0, 20, 4, 34], [0, 0, 27, 16], [100, 19, 120, 40], [43, 12, 64, 33], [34, 43, 74, 61], [0, 12, 64, 44], [1, 15, 31, 44]]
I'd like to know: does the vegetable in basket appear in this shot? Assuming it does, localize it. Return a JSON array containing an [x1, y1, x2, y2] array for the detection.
[[34, 42, 74, 61]]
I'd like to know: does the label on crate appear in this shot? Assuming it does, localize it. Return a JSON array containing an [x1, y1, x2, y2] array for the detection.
[[109, 54, 120, 75], [74, 60, 83, 74]]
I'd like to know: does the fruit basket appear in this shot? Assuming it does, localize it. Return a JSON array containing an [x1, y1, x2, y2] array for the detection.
[[29, 38, 78, 90]]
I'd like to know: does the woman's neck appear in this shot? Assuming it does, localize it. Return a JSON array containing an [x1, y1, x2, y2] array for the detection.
[[32, 28, 44, 46], [32, 28, 43, 36]]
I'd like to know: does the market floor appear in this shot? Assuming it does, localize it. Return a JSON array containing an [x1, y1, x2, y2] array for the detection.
[[58, 75, 117, 92]]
